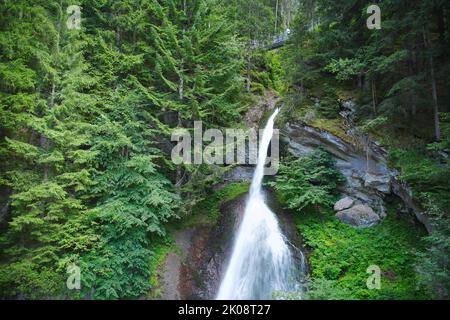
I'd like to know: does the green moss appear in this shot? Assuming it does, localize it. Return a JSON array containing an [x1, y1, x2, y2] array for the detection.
[[148, 236, 177, 298], [336, 88, 356, 101], [309, 117, 352, 144], [295, 204, 428, 299], [280, 102, 352, 144], [185, 182, 250, 227]]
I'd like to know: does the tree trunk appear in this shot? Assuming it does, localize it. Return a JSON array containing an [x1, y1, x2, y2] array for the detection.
[[429, 55, 441, 141], [41, 3, 62, 181], [371, 79, 377, 115], [246, 54, 251, 94], [175, 108, 183, 191], [178, 73, 184, 101], [423, 29, 441, 140], [408, 57, 417, 117], [275, 0, 279, 33], [300, 80, 304, 100], [284, 0, 292, 29], [176, 55, 185, 190]]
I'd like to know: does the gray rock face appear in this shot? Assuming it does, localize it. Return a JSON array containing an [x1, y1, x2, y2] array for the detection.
[[281, 100, 430, 232], [334, 197, 354, 211], [336, 204, 381, 228], [364, 173, 391, 194], [223, 166, 254, 183], [282, 122, 391, 215], [391, 176, 433, 232]]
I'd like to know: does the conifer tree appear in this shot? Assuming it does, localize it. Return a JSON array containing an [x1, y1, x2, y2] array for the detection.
[[0, 0, 98, 298]]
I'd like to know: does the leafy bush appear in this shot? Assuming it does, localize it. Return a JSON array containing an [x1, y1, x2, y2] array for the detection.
[[325, 58, 364, 82], [269, 148, 344, 211]]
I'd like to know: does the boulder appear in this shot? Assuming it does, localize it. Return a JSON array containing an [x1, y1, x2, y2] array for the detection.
[[335, 204, 380, 228], [334, 197, 355, 212]]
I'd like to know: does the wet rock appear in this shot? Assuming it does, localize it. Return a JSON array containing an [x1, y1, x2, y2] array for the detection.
[[336, 204, 380, 228], [171, 193, 247, 299], [287, 140, 315, 157], [342, 101, 356, 113], [391, 177, 433, 232], [161, 228, 195, 300], [374, 199, 387, 219], [364, 173, 391, 194], [223, 166, 254, 183], [334, 197, 355, 211], [244, 90, 278, 129]]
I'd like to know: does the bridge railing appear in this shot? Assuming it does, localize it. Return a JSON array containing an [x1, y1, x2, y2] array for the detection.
[[248, 29, 294, 51], [272, 29, 291, 44], [266, 29, 292, 50]]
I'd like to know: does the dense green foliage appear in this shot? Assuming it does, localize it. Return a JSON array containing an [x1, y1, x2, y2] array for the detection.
[[296, 207, 427, 300], [176, 182, 250, 228], [269, 149, 344, 211], [0, 0, 447, 300], [282, 0, 450, 299], [391, 144, 450, 299], [0, 0, 266, 299], [0, 0, 286, 300]]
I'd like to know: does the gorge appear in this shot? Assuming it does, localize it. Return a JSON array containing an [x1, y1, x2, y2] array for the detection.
[[0, 0, 447, 301], [155, 96, 429, 300]]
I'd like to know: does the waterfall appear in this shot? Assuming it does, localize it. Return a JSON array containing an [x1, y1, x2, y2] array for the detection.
[[217, 109, 298, 300]]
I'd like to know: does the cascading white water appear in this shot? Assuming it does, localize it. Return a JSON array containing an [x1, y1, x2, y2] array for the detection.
[[217, 109, 297, 300]]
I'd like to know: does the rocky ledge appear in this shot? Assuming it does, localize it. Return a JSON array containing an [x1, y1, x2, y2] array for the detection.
[[282, 101, 432, 232], [282, 121, 390, 220]]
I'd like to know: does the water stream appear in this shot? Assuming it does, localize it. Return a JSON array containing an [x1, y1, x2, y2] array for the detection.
[[217, 109, 299, 300]]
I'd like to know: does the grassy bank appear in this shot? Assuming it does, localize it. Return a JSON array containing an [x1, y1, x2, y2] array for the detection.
[[295, 202, 428, 299]]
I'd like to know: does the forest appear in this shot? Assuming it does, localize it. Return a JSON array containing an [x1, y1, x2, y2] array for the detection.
[[0, 0, 448, 300]]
